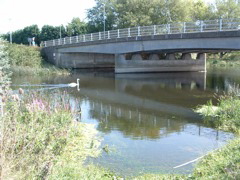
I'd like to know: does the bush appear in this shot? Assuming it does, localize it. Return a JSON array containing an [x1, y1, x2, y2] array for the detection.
[[0, 90, 105, 179], [5, 43, 42, 67]]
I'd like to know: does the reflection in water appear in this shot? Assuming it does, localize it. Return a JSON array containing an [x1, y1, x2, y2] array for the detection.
[[89, 100, 222, 141], [11, 69, 239, 176]]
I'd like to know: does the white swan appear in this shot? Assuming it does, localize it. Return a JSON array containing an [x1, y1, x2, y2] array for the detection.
[[68, 78, 80, 87]]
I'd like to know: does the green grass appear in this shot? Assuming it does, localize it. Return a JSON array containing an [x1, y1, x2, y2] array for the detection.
[[10, 63, 70, 76], [195, 95, 240, 134], [192, 137, 240, 179], [193, 92, 240, 179]]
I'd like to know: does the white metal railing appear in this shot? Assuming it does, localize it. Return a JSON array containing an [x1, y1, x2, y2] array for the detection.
[[41, 18, 240, 47]]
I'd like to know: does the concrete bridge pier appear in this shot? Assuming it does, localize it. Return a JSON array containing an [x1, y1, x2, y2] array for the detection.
[[149, 54, 160, 60], [115, 53, 206, 73]]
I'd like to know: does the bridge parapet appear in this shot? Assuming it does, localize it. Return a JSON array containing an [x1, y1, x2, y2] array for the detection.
[[41, 18, 240, 48]]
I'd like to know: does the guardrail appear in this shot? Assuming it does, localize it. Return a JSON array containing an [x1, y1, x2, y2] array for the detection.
[[41, 18, 240, 47]]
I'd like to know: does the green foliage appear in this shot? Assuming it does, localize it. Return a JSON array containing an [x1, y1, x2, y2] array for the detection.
[[87, 0, 221, 30], [133, 174, 186, 180], [6, 43, 42, 67], [3, 42, 69, 76], [0, 38, 11, 87], [193, 137, 240, 179], [195, 93, 240, 133], [189, 0, 215, 20], [40, 25, 64, 42], [215, 0, 240, 19], [66, 17, 87, 36], [0, 90, 114, 179], [87, 0, 118, 32], [4, 25, 40, 45]]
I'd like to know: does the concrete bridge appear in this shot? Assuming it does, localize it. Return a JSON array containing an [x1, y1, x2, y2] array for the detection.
[[42, 18, 240, 73]]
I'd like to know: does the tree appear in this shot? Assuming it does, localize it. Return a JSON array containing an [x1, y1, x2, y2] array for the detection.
[[189, 0, 215, 21], [40, 25, 64, 42], [3, 25, 40, 45], [87, 0, 117, 32], [66, 18, 87, 36], [215, 0, 240, 19]]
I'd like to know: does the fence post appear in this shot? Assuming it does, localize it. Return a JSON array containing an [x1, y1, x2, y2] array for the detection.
[[53, 40, 55, 46], [91, 34, 93, 41], [200, 21, 203, 32], [117, 29, 120, 38], [69, 37, 72, 44], [128, 28, 131, 37], [44, 41, 47, 47], [63, 38, 66, 44], [108, 31, 110, 39], [219, 19, 222, 31], [99, 32, 101, 40], [167, 24, 170, 34], [138, 26, 141, 36], [183, 22, 186, 33], [76, 36, 79, 43], [153, 25, 156, 35]]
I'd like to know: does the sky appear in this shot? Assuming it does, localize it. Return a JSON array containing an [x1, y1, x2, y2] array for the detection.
[[0, 0, 96, 34], [0, 0, 215, 34]]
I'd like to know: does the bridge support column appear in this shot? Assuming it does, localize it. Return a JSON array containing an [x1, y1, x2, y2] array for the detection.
[[181, 53, 192, 60], [197, 53, 206, 60], [149, 54, 160, 60], [115, 53, 206, 73], [166, 53, 176, 60], [197, 53, 206, 72], [131, 54, 143, 60]]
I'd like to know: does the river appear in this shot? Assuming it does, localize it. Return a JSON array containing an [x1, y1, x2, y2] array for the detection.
[[11, 67, 239, 177]]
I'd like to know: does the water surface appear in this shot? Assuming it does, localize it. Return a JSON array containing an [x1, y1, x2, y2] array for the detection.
[[11, 68, 239, 176]]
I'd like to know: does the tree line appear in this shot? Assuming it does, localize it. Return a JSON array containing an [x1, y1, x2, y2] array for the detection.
[[2, 0, 240, 45]]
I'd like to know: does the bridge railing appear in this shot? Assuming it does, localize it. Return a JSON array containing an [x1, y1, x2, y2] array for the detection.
[[41, 18, 240, 47]]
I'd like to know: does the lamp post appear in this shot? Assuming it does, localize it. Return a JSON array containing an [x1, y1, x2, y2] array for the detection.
[[60, 26, 62, 39], [59, 25, 63, 45], [9, 18, 12, 44], [103, 3, 106, 39]]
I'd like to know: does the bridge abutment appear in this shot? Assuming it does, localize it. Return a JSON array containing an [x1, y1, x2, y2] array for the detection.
[[43, 48, 115, 68], [115, 53, 206, 73]]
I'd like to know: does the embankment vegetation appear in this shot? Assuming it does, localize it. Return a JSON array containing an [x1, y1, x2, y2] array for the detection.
[[0, 38, 118, 179], [192, 88, 240, 179], [4, 42, 69, 76], [207, 52, 240, 67]]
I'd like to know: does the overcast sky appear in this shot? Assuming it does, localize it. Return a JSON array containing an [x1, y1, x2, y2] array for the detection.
[[0, 0, 215, 34]]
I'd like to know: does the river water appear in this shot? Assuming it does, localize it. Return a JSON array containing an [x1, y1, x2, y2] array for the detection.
[[11, 68, 239, 177]]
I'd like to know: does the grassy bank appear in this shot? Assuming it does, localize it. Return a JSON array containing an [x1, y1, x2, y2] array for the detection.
[[5, 42, 70, 76], [0, 90, 118, 179], [193, 92, 240, 179], [1, 39, 118, 179]]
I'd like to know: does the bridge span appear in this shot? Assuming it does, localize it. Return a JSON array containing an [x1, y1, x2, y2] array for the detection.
[[42, 19, 240, 73]]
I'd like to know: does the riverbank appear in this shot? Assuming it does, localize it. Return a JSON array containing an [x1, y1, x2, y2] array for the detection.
[[1, 89, 120, 179], [5, 42, 70, 76], [192, 92, 240, 179], [207, 52, 240, 67], [2, 38, 240, 179], [0, 39, 118, 179]]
